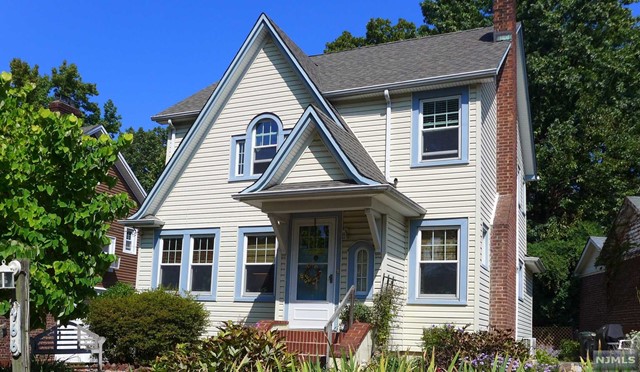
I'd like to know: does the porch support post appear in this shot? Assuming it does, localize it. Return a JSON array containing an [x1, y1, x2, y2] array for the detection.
[[364, 209, 385, 253]]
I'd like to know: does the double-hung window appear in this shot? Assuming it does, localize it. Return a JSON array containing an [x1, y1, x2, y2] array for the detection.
[[236, 227, 277, 302], [155, 228, 220, 300], [409, 218, 468, 305], [411, 87, 469, 167], [421, 97, 461, 161], [123, 227, 137, 254], [160, 237, 183, 290], [190, 236, 216, 292], [252, 120, 278, 175], [229, 114, 286, 181], [419, 228, 459, 296]]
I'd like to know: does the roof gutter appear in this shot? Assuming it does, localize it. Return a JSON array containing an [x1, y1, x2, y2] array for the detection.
[[151, 110, 200, 124], [118, 217, 165, 228], [322, 69, 497, 98]]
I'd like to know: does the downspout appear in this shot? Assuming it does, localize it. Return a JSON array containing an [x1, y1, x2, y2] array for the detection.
[[384, 89, 392, 183], [166, 119, 176, 164]]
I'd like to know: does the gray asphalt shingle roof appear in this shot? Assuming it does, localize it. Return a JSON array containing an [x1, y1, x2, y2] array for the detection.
[[152, 83, 218, 120], [152, 22, 508, 120], [310, 27, 506, 93]]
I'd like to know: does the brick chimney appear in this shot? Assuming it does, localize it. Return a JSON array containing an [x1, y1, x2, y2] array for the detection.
[[48, 98, 83, 118], [490, 0, 519, 332]]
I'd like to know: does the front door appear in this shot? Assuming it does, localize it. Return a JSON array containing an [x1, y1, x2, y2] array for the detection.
[[287, 217, 336, 329]]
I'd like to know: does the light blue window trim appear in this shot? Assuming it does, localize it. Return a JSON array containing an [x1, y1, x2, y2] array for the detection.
[[411, 87, 469, 168], [235, 226, 277, 302], [228, 113, 286, 182], [152, 228, 221, 302], [347, 241, 374, 300], [408, 218, 468, 305]]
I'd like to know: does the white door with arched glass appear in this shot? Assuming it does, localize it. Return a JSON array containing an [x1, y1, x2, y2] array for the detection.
[[287, 218, 336, 329]]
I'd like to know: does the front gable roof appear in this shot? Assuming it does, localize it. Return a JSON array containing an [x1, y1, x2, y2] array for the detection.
[[129, 14, 353, 221], [150, 20, 536, 178], [241, 105, 387, 195]]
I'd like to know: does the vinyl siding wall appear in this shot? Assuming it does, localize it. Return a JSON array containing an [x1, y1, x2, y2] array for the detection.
[[333, 85, 480, 349], [477, 82, 498, 330], [516, 128, 533, 339], [283, 134, 346, 183], [143, 36, 315, 333]]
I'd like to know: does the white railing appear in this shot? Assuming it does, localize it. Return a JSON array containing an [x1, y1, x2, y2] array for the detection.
[[325, 285, 356, 357]]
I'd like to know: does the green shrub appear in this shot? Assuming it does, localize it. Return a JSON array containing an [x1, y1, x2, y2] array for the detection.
[[340, 301, 374, 324], [421, 325, 530, 368], [100, 282, 136, 298], [152, 320, 297, 371], [558, 339, 580, 361], [371, 284, 402, 349], [86, 289, 208, 365], [534, 346, 559, 370]]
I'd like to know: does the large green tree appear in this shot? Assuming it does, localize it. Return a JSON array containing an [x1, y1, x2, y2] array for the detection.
[[9, 58, 123, 135], [326, 0, 640, 326], [120, 126, 168, 192], [0, 71, 134, 326]]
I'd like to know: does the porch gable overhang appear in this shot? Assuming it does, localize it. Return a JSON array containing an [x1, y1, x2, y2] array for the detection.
[[233, 183, 425, 218]]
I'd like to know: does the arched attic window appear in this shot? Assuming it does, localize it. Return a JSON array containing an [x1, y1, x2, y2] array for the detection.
[[229, 113, 286, 181]]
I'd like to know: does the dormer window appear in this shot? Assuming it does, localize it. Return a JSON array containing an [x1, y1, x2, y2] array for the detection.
[[229, 113, 287, 181]]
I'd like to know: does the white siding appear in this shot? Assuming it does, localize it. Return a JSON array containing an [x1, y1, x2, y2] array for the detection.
[[516, 125, 533, 339], [334, 85, 480, 349], [283, 134, 347, 183], [145, 36, 315, 333], [135, 228, 155, 290], [384, 213, 407, 348], [477, 81, 498, 330]]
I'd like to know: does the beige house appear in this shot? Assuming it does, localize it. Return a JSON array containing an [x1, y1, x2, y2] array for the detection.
[[125, 0, 540, 351]]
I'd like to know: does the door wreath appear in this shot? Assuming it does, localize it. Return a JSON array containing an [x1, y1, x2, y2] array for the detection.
[[299, 264, 322, 287]]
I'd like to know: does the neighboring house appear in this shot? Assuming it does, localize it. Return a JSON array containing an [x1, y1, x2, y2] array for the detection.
[[82, 124, 146, 289], [575, 197, 640, 333], [124, 0, 542, 351]]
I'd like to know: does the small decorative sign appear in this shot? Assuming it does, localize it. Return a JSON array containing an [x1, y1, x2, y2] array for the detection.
[[10, 301, 21, 357]]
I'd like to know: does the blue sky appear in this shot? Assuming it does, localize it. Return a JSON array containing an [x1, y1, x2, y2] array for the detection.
[[2, 1, 639, 131]]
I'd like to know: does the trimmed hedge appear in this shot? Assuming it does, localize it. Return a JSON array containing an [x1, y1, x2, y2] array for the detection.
[[86, 289, 208, 365]]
